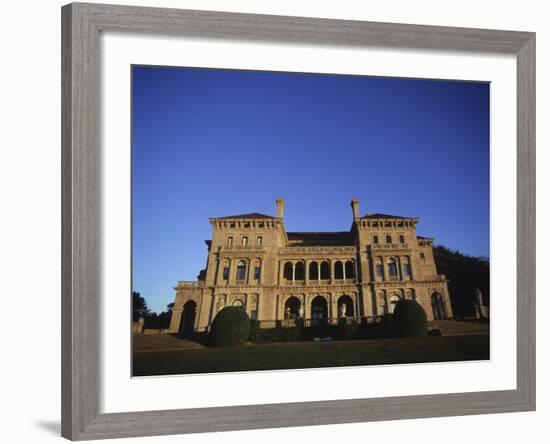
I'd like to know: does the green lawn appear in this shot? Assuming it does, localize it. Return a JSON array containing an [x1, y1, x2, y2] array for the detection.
[[133, 334, 489, 376]]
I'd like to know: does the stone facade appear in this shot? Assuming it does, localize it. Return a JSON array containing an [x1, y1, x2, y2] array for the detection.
[[169, 199, 452, 334]]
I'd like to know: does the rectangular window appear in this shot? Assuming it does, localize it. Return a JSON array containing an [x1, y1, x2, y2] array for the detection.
[[420, 252, 426, 262], [373, 235, 379, 244], [254, 266, 261, 280], [399, 235, 405, 244], [386, 235, 392, 244], [376, 264, 384, 277], [229, 222, 235, 228], [242, 236, 248, 246], [244, 222, 250, 228], [388, 263, 398, 276], [256, 236, 263, 246], [227, 236, 233, 246], [403, 263, 411, 275], [222, 267, 230, 280], [258, 222, 264, 228]]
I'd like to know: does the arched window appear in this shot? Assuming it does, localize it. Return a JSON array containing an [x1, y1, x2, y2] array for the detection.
[[320, 261, 330, 280], [431, 293, 447, 320], [403, 261, 411, 276], [345, 260, 355, 279], [284, 296, 302, 319], [337, 295, 354, 317], [309, 261, 318, 280], [236, 261, 247, 281], [334, 261, 344, 280], [294, 261, 305, 280], [283, 262, 293, 281], [388, 258, 398, 277], [311, 296, 328, 323]]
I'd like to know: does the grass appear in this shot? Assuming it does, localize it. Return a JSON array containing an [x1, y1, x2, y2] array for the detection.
[[133, 334, 489, 376]]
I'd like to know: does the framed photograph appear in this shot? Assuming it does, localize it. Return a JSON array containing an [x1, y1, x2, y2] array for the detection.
[[62, 2, 535, 440]]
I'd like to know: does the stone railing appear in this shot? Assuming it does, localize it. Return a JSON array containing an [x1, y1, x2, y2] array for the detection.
[[370, 243, 409, 250], [224, 245, 263, 251], [255, 316, 384, 329], [280, 246, 356, 254], [177, 281, 203, 288]]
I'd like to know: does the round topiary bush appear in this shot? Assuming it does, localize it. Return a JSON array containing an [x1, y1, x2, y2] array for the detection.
[[392, 299, 428, 337], [209, 307, 250, 347]]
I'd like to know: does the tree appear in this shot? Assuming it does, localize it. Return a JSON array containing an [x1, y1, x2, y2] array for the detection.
[[132, 291, 150, 322], [433, 246, 490, 317]]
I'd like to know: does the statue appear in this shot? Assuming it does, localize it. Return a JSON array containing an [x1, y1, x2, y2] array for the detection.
[[474, 287, 489, 319], [298, 305, 304, 318], [339, 303, 347, 318]]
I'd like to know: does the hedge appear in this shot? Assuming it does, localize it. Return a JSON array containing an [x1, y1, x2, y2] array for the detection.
[[209, 307, 250, 347], [392, 300, 428, 337]]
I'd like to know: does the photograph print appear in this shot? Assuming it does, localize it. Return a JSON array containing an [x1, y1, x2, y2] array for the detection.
[[131, 66, 490, 376]]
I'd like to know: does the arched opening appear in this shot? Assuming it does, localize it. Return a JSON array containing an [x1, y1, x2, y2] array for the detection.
[[309, 261, 318, 280], [337, 295, 354, 317], [283, 262, 293, 281], [236, 260, 247, 281], [179, 300, 197, 338], [311, 296, 328, 323], [431, 292, 447, 320], [389, 293, 401, 313], [320, 261, 330, 280], [294, 261, 305, 281], [345, 260, 355, 279], [388, 258, 398, 277], [334, 261, 344, 279], [284, 296, 302, 319]]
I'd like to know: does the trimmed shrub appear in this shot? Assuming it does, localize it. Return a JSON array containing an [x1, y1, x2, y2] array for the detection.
[[392, 300, 428, 337], [209, 307, 250, 347]]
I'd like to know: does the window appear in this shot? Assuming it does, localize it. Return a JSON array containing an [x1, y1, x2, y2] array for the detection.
[[236, 261, 247, 280], [386, 235, 392, 244], [222, 267, 230, 280], [256, 236, 263, 246], [376, 264, 384, 277], [399, 235, 405, 244], [229, 222, 235, 228], [403, 263, 411, 275], [244, 222, 250, 228], [388, 259, 398, 276], [373, 235, 379, 244], [258, 222, 264, 228], [232, 299, 244, 307], [253, 266, 261, 280], [420, 252, 426, 262], [227, 236, 233, 246], [242, 236, 248, 246]]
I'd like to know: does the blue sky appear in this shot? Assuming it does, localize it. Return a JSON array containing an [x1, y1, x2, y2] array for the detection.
[[132, 66, 489, 313]]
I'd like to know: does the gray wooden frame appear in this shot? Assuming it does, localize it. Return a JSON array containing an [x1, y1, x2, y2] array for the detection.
[[61, 2, 536, 440]]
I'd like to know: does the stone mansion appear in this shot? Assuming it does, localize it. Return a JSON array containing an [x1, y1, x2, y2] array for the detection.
[[169, 199, 452, 335]]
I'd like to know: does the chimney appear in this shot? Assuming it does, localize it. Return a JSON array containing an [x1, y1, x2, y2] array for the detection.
[[351, 199, 360, 220], [276, 197, 285, 219]]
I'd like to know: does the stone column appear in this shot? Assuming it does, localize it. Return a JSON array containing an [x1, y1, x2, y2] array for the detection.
[[342, 260, 346, 280], [304, 260, 309, 284], [317, 262, 321, 282], [292, 262, 296, 284]]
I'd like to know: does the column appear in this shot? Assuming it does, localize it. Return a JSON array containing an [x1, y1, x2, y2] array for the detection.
[[342, 260, 346, 280], [304, 260, 309, 284], [317, 262, 321, 282], [247, 260, 253, 285], [292, 262, 296, 284]]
